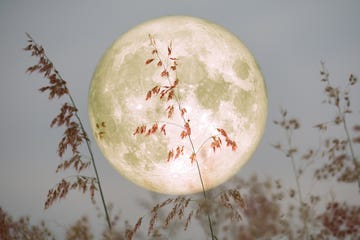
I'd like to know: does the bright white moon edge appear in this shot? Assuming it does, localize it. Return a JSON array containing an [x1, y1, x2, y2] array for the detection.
[[88, 16, 267, 195]]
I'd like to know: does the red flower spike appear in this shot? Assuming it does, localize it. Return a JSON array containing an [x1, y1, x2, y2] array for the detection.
[[133, 125, 147, 136], [190, 153, 196, 164], [184, 122, 191, 135], [159, 89, 166, 99], [167, 90, 174, 101], [230, 140, 238, 151], [167, 150, 174, 162], [151, 86, 160, 95], [173, 78, 179, 87], [175, 145, 184, 159], [217, 128, 228, 138], [166, 105, 174, 119], [145, 58, 155, 64], [180, 108, 187, 117], [180, 131, 186, 139], [146, 123, 158, 136], [133, 127, 139, 136], [215, 128, 237, 151], [180, 122, 191, 139], [160, 124, 166, 136], [210, 136, 222, 153], [151, 123, 158, 134], [146, 91, 152, 100], [168, 41, 172, 56], [228, 140, 236, 150], [161, 70, 169, 78], [132, 127, 139, 136]]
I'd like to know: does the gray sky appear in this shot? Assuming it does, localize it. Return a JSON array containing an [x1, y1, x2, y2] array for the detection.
[[1, 1, 359, 238]]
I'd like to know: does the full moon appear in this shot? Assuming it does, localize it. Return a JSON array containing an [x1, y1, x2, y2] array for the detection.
[[88, 16, 267, 195]]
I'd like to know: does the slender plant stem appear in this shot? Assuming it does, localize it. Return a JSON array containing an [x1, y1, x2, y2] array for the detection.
[[67, 93, 112, 231], [155, 40, 216, 239], [322, 62, 360, 190], [195, 159, 216, 239], [175, 85, 217, 239], [340, 112, 360, 190], [186, 132, 215, 239], [173, 82, 216, 240], [27, 35, 112, 231], [286, 131, 309, 239]]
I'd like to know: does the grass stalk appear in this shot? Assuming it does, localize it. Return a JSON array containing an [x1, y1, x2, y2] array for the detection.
[[339, 111, 360, 191], [68, 94, 112, 231], [285, 130, 309, 239], [25, 33, 112, 230], [151, 36, 217, 239]]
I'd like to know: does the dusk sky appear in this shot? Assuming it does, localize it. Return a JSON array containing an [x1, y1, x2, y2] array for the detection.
[[1, 1, 359, 238]]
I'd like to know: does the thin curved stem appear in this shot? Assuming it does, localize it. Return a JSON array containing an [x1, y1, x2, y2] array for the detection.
[[152, 37, 216, 239], [285, 131, 309, 239], [31, 37, 112, 231], [67, 92, 112, 231], [340, 112, 360, 191], [321, 62, 360, 191]]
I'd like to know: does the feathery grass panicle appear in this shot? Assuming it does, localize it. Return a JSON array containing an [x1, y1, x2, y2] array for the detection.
[[147, 197, 192, 237], [125, 217, 143, 240], [24, 33, 112, 230], [132, 34, 239, 239], [44, 176, 97, 209], [218, 189, 245, 221], [123, 196, 195, 240], [316, 63, 360, 188]]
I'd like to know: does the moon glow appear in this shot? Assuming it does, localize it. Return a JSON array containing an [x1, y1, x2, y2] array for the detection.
[[88, 16, 267, 195]]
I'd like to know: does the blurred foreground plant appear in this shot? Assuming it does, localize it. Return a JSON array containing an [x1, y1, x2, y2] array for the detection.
[[271, 63, 360, 239], [314, 62, 360, 187], [0, 207, 54, 240]]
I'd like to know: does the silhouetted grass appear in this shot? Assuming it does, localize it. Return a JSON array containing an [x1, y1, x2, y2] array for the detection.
[[1, 34, 359, 240]]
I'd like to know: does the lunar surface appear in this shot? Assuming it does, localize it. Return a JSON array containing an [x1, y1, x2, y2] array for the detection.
[[88, 16, 267, 195]]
